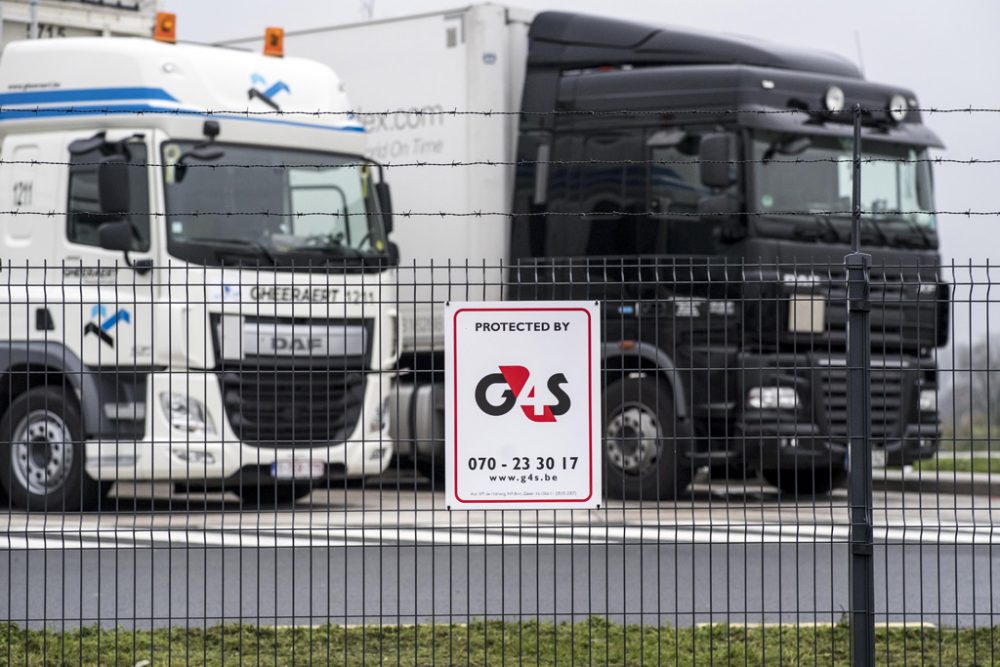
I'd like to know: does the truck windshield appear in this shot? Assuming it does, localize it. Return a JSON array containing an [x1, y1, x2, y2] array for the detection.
[[752, 132, 936, 243], [162, 141, 389, 267]]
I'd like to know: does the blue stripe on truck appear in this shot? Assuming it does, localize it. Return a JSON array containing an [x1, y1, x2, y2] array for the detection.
[[0, 103, 365, 133], [0, 87, 179, 105], [0, 87, 364, 133]]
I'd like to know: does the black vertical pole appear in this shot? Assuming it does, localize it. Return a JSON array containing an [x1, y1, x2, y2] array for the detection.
[[846, 103, 875, 666]]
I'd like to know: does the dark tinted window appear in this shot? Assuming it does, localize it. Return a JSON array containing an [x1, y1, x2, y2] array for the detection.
[[540, 132, 645, 257], [67, 142, 150, 251], [649, 130, 713, 215]]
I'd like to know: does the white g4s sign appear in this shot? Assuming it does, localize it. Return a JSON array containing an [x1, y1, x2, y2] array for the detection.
[[445, 301, 602, 510]]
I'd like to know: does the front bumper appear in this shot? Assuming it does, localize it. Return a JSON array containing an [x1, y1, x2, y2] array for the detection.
[[84, 370, 393, 482], [725, 352, 940, 470]]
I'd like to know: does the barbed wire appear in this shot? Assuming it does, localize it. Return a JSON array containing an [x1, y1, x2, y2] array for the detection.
[[3, 157, 998, 169], [2, 106, 1000, 117], [6, 209, 996, 218]]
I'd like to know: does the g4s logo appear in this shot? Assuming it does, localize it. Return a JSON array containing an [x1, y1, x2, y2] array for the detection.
[[475, 365, 571, 423]]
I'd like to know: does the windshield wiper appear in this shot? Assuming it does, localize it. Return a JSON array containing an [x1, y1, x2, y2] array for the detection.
[[188, 237, 277, 266], [893, 218, 935, 249], [291, 235, 370, 259], [790, 214, 844, 244], [829, 213, 890, 246], [862, 216, 892, 246], [814, 214, 845, 243]]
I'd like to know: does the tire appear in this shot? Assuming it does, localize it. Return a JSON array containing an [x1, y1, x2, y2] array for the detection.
[[235, 482, 313, 507], [414, 454, 445, 491], [762, 464, 849, 496], [604, 375, 691, 500], [0, 386, 107, 511]]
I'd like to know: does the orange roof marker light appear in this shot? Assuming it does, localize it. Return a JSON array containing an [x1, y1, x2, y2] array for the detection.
[[264, 27, 285, 57], [154, 12, 177, 43]]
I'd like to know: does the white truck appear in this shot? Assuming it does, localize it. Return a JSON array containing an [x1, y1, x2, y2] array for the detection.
[[225, 6, 946, 499], [0, 32, 399, 510]]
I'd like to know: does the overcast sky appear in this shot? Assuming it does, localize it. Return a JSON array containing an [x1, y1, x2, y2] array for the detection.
[[160, 0, 1000, 269]]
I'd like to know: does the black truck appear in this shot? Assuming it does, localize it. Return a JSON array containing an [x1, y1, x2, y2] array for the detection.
[[284, 6, 948, 498], [507, 11, 946, 498]]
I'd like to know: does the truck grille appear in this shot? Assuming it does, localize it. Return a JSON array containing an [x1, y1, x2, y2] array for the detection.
[[818, 366, 906, 444], [219, 367, 366, 448]]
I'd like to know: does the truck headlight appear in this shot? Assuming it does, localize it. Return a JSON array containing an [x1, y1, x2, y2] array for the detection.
[[159, 392, 216, 435], [747, 386, 800, 410], [919, 389, 937, 412]]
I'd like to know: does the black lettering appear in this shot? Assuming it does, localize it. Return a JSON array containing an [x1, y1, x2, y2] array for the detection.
[[475, 373, 516, 416], [547, 373, 572, 416]]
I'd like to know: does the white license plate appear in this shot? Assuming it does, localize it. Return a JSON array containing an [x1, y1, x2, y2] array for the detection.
[[270, 460, 326, 480], [870, 449, 887, 469]]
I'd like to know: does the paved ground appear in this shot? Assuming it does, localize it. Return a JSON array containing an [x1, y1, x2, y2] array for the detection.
[[1, 474, 998, 628]]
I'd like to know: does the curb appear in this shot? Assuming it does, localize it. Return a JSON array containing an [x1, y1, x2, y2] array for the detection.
[[872, 468, 999, 496]]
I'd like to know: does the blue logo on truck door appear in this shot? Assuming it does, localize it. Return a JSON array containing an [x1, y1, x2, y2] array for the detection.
[[83, 304, 131, 348]]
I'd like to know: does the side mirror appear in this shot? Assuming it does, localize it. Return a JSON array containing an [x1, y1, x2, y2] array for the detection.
[[97, 220, 134, 253], [375, 181, 393, 234], [699, 133, 737, 189], [97, 155, 131, 215]]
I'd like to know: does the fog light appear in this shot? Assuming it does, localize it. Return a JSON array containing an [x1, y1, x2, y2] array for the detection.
[[747, 386, 800, 409], [172, 448, 216, 465], [780, 437, 799, 448], [917, 282, 938, 297], [160, 392, 216, 435], [919, 389, 937, 412]]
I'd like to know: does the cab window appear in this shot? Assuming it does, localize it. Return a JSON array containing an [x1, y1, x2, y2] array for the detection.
[[648, 129, 713, 215]]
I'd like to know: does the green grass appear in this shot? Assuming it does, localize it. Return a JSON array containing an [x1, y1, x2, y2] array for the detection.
[[939, 424, 997, 452], [2, 620, 999, 666], [914, 456, 1000, 474]]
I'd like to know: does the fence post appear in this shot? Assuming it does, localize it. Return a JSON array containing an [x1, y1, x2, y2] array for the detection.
[[846, 103, 875, 666]]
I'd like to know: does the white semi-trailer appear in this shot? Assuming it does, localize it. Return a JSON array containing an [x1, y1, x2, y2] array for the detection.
[[1, 0, 157, 46], [226, 6, 946, 499], [0, 28, 398, 510]]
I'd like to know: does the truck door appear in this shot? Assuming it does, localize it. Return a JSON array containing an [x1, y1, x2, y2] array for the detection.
[[536, 131, 645, 258], [0, 132, 65, 266], [646, 126, 734, 256], [57, 130, 155, 369]]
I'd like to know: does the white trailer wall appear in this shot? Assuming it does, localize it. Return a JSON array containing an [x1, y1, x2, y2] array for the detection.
[[1, 0, 156, 49]]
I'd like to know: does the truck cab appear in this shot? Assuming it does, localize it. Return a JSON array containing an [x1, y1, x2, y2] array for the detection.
[[510, 12, 947, 497], [0, 37, 398, 509]]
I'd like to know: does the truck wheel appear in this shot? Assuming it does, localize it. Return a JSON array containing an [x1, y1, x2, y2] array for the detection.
[[415, 456, 445, 491], [236, 483, 313, 507], [604, 376, 691, 500], [0, 387, 107, 511], [762, 465, 849, 496]]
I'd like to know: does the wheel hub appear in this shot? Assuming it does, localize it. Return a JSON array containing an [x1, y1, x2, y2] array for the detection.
[[606, 404, 661, 474], [11, 410, 74, 496]]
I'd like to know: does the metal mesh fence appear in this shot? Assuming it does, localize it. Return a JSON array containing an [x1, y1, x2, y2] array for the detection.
[[0, 99, 997, 665]]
